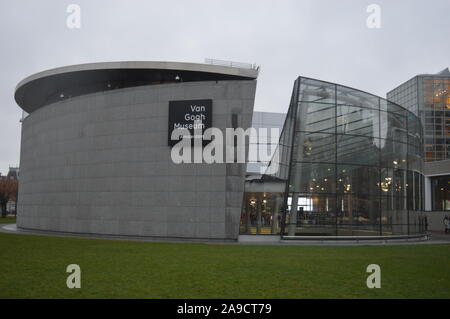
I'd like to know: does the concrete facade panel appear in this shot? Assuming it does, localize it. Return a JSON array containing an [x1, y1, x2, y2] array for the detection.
[[17, 80, 256, 240]]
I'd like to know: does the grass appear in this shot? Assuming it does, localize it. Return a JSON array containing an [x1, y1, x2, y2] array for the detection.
[[0, 232, 449, 298], [0, 216, 16, 224]]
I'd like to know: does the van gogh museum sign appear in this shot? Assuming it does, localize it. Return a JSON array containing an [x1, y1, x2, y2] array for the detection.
[[168, 99, 212, 146]]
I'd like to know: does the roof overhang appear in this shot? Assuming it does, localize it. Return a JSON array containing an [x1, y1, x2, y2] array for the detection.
[[15, 61, 259, 113]]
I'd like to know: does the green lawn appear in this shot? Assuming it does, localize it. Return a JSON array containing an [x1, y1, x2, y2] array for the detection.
[[0, 233, 449, 298], [0, 216, 16, 224]]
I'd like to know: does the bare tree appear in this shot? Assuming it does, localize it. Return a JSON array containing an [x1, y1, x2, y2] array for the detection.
[[0, 179, 18, 217]]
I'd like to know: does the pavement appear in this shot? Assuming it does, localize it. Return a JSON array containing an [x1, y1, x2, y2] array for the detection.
[[2, 223, 450, 246]]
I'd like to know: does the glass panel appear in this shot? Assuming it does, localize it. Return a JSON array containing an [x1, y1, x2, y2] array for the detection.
[[289, 162, 335, 194], [293, 131, 335, 163], [407, 170, 414, 210], [299, 78, 335, 103], [407, 112, 422, 138], [337, 134, 379, 166], [409, 211, 428, 234], [414, 171, 421, 211], [380, 110, 407, 141], [337, 195, 380, 236], [240, 192, 285, 235], [431, 175, 450, 211], [381, 195, 408, 235], [286, 194, 337, 236], [381, 100, 407, 116], [380, 168, 407, 197], [336, 85, 379, 110], [380, 139, 408, 168], [297, 102, 335, 133], [336, 164, 380, 196], [336, 105, 379, 137]]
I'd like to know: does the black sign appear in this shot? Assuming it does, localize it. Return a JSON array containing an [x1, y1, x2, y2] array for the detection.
[[168, 99, 213, 146]]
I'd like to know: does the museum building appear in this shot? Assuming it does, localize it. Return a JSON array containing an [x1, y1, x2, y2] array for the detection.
[[14, 61, 427, 240]]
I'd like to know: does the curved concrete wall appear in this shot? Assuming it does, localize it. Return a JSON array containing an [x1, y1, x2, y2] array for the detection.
[[17, 80, 256, 240]]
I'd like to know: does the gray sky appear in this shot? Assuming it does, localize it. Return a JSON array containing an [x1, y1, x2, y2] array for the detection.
[[0, 0, 449, 175]]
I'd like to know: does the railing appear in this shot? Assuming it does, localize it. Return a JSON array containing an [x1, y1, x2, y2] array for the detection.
[[204, 58, 258, 70], [282, 233, 430, 241]]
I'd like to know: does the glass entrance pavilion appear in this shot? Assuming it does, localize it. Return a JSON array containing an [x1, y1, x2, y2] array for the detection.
[[241, 77, 426, 237]]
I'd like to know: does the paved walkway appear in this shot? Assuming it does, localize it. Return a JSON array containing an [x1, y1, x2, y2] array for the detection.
[[2, 223, 450, 246]]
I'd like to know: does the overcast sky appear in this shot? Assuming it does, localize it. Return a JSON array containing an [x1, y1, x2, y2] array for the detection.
[[0, 0, 449, 175]]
